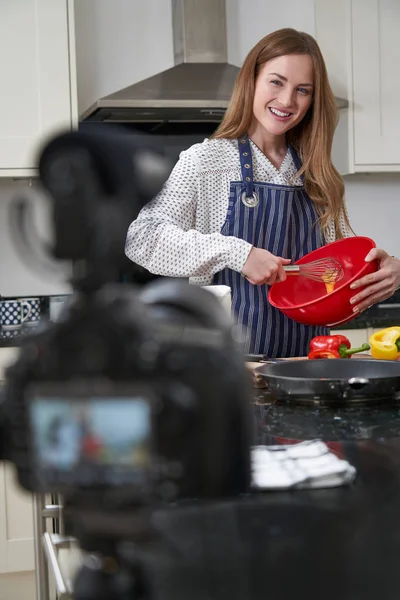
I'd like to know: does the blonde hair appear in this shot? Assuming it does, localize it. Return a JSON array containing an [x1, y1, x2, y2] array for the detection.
[[212, 28, 352, 238]]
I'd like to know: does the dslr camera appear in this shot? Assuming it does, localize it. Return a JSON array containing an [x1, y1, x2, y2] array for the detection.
[[0, 129, 252, 599]]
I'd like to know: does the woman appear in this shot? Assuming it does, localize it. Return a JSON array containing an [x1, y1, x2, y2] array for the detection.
[[125, 28, 399, 357]]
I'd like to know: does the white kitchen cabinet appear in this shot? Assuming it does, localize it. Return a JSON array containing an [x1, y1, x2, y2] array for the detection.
[[0, 348, 36, 599], [316, 0, 400, 173], [0, 0, 77, 177], [0, 464, 35, 577], [0, 572, 36, 600], [232, 0, 400, 174], [0, 354, 34, 577], [351, 0, 400, 170]]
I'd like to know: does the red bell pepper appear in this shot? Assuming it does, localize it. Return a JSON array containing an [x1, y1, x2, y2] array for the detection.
[[308, 335, 370, 360], [308, 349, 341, 359]]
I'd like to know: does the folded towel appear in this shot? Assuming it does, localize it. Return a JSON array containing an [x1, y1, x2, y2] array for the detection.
[[251, 440, 356, 490]]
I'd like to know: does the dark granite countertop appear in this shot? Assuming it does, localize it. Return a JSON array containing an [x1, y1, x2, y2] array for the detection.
[[142, 396, 400, 599], [3, 367, 400, 597], [252, 389, 400, 442], [151, 435, 400, 600]]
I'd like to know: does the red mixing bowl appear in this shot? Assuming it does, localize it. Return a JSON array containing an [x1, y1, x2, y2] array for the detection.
[[268, 236, 379, 327]]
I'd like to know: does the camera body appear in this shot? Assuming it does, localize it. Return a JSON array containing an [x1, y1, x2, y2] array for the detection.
[[0, 129, 252, 598], [1, 279, 251, 544]]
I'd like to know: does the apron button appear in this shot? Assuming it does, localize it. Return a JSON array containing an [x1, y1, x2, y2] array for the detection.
[[244, 163, 251, 169]]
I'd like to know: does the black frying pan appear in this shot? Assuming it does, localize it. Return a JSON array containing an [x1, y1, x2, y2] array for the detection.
[[254, 359, 400, 404]]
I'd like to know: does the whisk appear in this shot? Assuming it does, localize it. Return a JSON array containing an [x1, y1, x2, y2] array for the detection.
[[284, 257, 344, 284]]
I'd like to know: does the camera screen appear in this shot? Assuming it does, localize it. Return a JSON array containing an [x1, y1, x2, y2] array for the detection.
[[29, 394, 152, 488]]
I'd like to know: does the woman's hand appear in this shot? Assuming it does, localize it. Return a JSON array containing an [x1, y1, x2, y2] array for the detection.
[[350, 248, 400, 313], [241, 248, 292, 285]]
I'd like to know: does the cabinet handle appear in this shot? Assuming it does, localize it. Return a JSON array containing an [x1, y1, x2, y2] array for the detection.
[[43, 532, 71, 599], [42, 504, 62, 519]]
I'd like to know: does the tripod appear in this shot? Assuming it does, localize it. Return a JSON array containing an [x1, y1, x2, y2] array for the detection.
[[33, 493, 78, 600]]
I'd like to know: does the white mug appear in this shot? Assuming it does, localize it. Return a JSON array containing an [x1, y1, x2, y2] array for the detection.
[[49, 295, 69, 322], [17, 297, 40, 328]]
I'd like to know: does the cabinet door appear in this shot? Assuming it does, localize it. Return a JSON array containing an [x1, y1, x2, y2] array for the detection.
[[0, 0, 77, 177], [0, 463, 35, 574], [351, 0, 400, 169]]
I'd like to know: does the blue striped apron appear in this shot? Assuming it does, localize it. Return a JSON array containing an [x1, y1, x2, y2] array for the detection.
[[213, 135, 329, 357]]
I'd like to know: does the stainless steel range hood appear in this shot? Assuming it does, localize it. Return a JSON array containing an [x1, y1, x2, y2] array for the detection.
[[80, 0, 348, 123]]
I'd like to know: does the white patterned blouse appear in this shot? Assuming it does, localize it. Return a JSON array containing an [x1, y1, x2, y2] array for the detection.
[[125, 138, 352, 286]]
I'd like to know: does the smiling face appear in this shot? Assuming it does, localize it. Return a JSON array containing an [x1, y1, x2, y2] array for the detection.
[[250, 54, 314, 141]]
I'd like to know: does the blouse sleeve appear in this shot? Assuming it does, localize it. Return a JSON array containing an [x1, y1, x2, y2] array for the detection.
[[125, 149, 252, 278]]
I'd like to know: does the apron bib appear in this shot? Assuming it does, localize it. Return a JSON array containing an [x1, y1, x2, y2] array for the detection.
[[213, 135, 329, 357]]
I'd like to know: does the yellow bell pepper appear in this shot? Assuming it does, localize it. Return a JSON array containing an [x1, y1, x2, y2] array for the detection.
[[369, 326, 400, 360]]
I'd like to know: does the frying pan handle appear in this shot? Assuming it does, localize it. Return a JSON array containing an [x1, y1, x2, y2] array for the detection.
[[347, 377, 370, 390], [244, 354, 277, 363], [244, 354, 290, 363]]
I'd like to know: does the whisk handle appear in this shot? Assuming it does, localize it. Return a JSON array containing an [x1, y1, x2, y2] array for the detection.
[[283, 265, 300, 274]]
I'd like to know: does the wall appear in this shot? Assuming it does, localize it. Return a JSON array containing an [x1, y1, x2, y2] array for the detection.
[[74, 0, 175, 116], [0, 180, 71, 296], [344, 174, 400, 256], [75, 0, 316, 115], [73, 0, 400, 259], [227, 0, 315, 66]]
